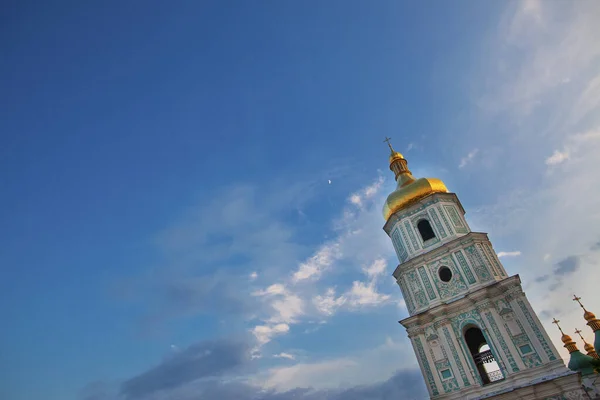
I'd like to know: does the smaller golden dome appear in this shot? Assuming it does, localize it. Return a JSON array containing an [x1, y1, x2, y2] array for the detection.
[[389, 151, 404, 163], [562, 334, 574, 344], [584, 342, 595, 353], [584, 310, 596, 322]]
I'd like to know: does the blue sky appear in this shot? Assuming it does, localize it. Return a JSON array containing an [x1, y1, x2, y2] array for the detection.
[[2, 1, 600, 399]]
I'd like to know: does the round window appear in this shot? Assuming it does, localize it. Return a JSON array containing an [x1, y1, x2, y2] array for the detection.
[[439, 266, 452, 282]]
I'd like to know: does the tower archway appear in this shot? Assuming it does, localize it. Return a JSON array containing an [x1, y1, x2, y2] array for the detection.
[[463, 326, 504, 385]]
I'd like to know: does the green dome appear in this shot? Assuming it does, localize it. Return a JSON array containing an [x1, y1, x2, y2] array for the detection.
[[568, 350, 596, 376], [594, 330, 600, 354]]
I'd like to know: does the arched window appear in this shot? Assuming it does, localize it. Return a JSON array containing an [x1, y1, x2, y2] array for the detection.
[[464, 326, 504, 385], [417, 219, 436, 242]]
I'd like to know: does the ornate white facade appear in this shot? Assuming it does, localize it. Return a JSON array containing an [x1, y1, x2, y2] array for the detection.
[[381, 149, 597, 399]]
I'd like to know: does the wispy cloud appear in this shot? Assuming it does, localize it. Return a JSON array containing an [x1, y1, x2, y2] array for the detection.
[[312, 258, 392, 317], [292, 243, 342, 283], [273, 352, 295, 360], [496, 251, 522, 258], [458, 149, 478, 168], [545, 150, 569, 165], [346, 280, 391, 307], [120, 339, 250, 399], [249, 178, 396, 350], [257, 336, 417, 393], [252, 324, 290, 347], [363, 258, 387, 278], [85, 336, 424, 400], [313, 288, 347, 316]]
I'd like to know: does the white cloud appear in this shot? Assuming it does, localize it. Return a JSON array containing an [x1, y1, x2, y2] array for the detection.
[[363, 258, 387, 278], [252, 324, 290, 347], [249, 176, 397, 352], [268, 293, 304, 324], [545, 150, 569, 165], [497, 251, 522, 258], [349, 194, 362, 206], [347, 176, 384, 209], [347, 280, 391, 307], [252, 284, 304, 325], [273, 352, 295, 360], [458, 149, 479, 168], [249, 271, 258, 280], [261, 358, 359, 391], [254, 336, 417, 392], [312, 259, 392, 317], [292, 242, 342, 283], [363, 177, 383, 199], [252, 283, 286, 297], [313, 288, 346, 316], [544, 130, 600, 167]]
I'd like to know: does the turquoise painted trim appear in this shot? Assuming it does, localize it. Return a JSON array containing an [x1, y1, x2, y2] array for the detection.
[[428, 207, 447, 239], [464, 245, 493, 282], [444, 205, 468, 233], [484, 311, 520, 373], [437, 205, 454, 235], [399, 225, 414, 253], [478, 324, 507, 379], [443, 326, 470, 387], [477, 243, 499, 277], [435, 358, 459, 393], [391, 228, 408, 263], [483, 243, 506, 278], [414, 337, 440, 396], [517, 300, 557, 361], [509, 319, 542, 368], [453, 250, 476, 285], [389, 196, 442, 222], [519, 344, 533, 354], [398, 278, 415, 314], [407, 269, 429, 309], [428, 256, 468, 300], [419, 266, 437, 300], [451, 312, 484, 386], [404, 221, 421, 251]]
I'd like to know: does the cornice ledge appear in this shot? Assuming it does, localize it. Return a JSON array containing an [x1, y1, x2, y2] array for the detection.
[[399, 275, 522, 328]]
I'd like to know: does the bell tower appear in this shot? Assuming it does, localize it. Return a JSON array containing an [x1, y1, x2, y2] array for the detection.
[[381, 141, 585, 399]]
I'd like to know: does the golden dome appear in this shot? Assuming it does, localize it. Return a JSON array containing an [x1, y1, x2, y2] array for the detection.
[[383, 177, 449, 221], [389, 150, 404, 163], [584, 342, 595, 353], [381, 138, 448, 221], [562, 334, 574, 344], [584, 310, 596, 322]]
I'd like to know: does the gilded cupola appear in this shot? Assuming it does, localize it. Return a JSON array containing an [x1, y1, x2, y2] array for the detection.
[[382, 138, 449, 221], [575, 328, 599, 360], [573, 295, 600, 354], [553, 318, 597, 376]]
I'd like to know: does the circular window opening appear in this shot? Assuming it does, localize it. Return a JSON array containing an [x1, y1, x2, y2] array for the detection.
[[439, 266, 452, 282]]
